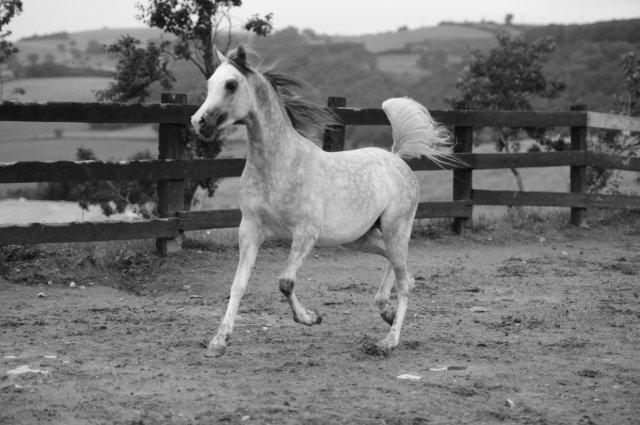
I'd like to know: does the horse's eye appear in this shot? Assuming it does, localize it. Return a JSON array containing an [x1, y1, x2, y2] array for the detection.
[[225, 80, 238, 93]]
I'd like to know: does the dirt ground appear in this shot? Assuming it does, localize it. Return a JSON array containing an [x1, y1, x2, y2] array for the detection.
[[1, 217, 639, 424]]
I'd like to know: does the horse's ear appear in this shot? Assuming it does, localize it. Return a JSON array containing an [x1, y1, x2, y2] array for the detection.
[[215, 48, 227, 65], [227, 44, 247, 67]]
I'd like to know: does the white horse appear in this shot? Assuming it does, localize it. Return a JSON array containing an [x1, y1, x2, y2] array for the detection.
[[191, 45, 453, 357]]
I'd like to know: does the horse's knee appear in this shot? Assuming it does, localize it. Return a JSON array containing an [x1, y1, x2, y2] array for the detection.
[[279, 277, 294, 296]]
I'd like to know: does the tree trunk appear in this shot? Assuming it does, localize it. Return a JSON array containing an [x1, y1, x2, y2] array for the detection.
[[501, 134, 525, 191], [202, 21, 214, 78]]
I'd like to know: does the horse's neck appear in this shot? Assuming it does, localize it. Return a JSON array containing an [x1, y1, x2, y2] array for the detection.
[[244, 88, 307, 172]]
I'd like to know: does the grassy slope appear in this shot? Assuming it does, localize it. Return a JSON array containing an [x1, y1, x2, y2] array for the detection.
[[332, 24, 497, 53]]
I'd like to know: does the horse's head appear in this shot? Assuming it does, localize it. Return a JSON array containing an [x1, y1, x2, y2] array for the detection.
[[191, 45, 254, 138]]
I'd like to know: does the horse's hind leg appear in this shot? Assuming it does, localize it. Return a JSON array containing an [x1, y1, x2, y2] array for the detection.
[[375, 264, 397, 325], [279, 227, 322, 325], [378, 215, 415, 350], [345, 229, 397, 325]]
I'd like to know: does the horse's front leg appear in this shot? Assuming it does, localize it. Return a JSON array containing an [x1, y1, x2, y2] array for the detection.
[[207, 217, 263, 357], [279, 226, 322, 325]]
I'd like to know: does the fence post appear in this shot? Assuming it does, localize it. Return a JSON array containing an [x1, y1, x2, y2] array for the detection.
[[156, 92, 188, 256], [452, 101, 473, 234], [323, 96, 346, 152], [570, 104, 588, 226]]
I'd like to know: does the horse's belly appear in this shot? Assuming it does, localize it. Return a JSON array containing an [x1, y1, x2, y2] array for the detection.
[[316, 205, 380, 245]]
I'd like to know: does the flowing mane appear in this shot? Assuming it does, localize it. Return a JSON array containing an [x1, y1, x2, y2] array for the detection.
[[228, 57, 339, 142]]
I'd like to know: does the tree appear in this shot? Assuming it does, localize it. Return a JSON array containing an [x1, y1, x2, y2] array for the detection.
[[586, 51, 640, 192], [505, 13, 514, 26], [96, 36, 174, 102], [26, 53, 38, 65], [0, 0, 22, 98], [136, 0, 273, 80], [85, 39, 103, 55], [40, 147, 158, 218], [454, 32, 565, 190], [93, 0, 274, 214]]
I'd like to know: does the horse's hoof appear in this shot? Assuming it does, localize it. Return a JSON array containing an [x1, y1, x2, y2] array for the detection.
[[205, 342, 226, 358], [379, 302, 396, 325], [377, 338, 398, 353], [294, 309, 322, 326]]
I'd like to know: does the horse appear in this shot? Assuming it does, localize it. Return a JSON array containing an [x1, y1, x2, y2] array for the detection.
[[191, 45, 454, 357]]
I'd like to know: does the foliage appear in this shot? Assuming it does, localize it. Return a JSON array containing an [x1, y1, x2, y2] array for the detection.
[[19, 31, 69, 42], [453, 32, 565, 190], [85, 39, 104, 55], [0, 0, 22, 99], [95, 36, 174, 102], [38, 147, 158, 218], [19, 63, 110, 79], [588, 51, 640, 193], [536, 50, 640, 194], [89, 0, 273, 217], [455, 32, 565, 110], [525, 19, 640, 44], [136, 0, 273, 79]]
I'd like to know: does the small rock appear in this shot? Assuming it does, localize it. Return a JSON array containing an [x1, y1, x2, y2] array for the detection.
[[46, 280, 52, 286], [43, 355, 57, 359], [69, 282, 76, 288], [470, 306, 487, 313], [429, 366, 448, 372], [538, 237, 546, 243], [487, 237, 493, 241], [88, 282, 94, 286], [262, 326, 269, 331], [183, 285, 191, 290], [561, 251, 568, 256], [397, 374, 422, 381], [505, 398, 516, 408], [37, 292, 45, 298], [189, 295, 201, 299], [240, 416, 251, 422], [79, 285, 86, 290], [447, 365, 467, 370], [6, 365, 49, 376], [3, 355, 17, 359]]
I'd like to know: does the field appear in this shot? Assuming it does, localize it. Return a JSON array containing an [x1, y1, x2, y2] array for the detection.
[[1, 215, 639, 424]]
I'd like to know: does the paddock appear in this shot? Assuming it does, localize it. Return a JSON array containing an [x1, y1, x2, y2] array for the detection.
[[1, 221, 639, 424]]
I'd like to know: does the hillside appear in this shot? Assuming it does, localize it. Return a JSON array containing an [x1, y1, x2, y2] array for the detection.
[[332, 24, 500, 53]]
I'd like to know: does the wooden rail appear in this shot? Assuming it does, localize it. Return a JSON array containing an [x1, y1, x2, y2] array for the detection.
[[1, 95, 639, 252]]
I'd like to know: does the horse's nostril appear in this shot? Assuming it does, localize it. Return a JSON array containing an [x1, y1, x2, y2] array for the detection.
[[214, 113, 227, 127], [199, 117, 206, 125]]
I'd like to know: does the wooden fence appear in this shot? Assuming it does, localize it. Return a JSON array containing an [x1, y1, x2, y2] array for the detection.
[[1, 94, 639, 254]]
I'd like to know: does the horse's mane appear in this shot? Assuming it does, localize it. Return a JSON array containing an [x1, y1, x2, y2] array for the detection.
[[228, 56, 339, 143]]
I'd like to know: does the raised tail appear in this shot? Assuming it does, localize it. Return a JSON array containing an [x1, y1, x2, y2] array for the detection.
[[382, 97, 458, 168]]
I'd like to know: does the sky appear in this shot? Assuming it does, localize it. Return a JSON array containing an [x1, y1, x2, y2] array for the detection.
[[7, 0, 640, 40]]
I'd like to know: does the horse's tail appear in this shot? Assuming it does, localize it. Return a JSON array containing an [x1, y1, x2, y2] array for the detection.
[[382, 97, 458, 168]]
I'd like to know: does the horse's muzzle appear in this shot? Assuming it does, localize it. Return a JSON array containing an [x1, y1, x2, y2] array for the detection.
[[193, 109, 228, 138]]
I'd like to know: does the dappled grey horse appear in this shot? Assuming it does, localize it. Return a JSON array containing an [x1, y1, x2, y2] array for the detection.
[[191, 45, 454, 357]]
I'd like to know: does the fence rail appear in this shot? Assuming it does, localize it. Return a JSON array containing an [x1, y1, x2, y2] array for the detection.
[[1, 96, 639, 253]]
